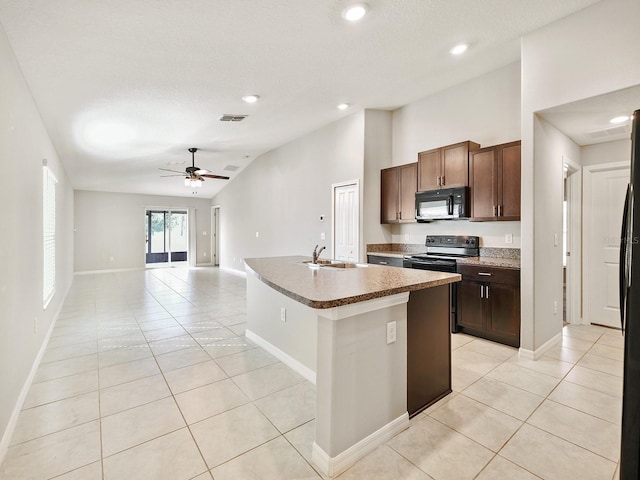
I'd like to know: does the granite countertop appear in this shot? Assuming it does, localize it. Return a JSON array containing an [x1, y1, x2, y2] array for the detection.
[[244, 255, 460, 309], [456, 257, 521, 268]]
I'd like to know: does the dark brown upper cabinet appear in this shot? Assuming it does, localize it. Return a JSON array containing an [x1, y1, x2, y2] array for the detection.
[[381, 163, 418, 224], [417, 141, 481, 192], [469, 140, 521, 221]]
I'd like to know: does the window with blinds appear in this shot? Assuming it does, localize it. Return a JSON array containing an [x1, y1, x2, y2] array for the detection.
[[43, 166, 57, 307]]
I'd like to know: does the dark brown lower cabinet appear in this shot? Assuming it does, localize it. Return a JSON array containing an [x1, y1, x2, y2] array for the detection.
[[407, 285, 452, 417], [456, 264, 520, 347]]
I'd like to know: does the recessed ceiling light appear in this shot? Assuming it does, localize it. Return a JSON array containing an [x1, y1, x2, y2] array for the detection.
[[342, 3, 368, 22], [242, 95, 260, 104], [449, 43, 468, 55], [610, 115, 630, 124], [337, 103, 350, 110]]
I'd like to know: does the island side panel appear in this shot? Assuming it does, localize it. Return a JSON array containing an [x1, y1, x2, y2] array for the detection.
[[315, 300, 408, 459], [407, 285, 452, 417], [246, 273, 317, 378]]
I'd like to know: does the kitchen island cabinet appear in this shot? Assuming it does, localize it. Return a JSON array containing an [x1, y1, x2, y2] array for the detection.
[[244, 256, 459, 477]]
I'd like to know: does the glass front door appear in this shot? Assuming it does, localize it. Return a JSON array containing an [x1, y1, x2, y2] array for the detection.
[[145, 209, 188, 265]]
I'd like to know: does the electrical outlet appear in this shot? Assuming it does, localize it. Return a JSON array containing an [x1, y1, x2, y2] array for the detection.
[[404, 234, 410, 241], [256, 231, 260, 238], [386, 321, 397, 344], [203, 231, 207, 236], [505, 233, 513, 244], [553, 301, 558, 315], [280, 307, 286, 323], [320, 232, 325, 240], [203, 252, 207, 257]]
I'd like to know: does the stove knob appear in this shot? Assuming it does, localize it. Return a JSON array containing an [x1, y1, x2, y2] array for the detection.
[[465, 239, 470, 244]]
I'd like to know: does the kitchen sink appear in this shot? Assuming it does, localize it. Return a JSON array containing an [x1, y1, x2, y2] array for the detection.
[[302, 260, 367, 269], [324, 262, 367, 269]]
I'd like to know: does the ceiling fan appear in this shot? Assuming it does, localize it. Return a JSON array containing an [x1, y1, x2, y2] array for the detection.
[[159, 148, 230, 187]]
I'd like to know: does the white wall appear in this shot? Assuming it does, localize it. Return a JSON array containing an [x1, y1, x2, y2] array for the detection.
[[582, 139, 630, 166], [363, 110, 393, 246], [532, 117, 581, 347], [74, 191, 212, 272], [0, 25, 74, 456], [212, 112, 365, 272], [390, 62, 522, 247], [521, 0, 640, 352]]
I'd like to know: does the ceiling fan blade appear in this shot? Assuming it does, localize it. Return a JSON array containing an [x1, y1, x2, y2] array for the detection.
[[201, 174, 230, 180], [160, 174, 186, 177], [159, 167, 186, 174]]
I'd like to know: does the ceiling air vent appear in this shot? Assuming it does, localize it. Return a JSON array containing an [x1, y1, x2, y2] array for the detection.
[[587, 125, 629, 139], [223, 165, 240, 172], [218, 114, 248, 122]]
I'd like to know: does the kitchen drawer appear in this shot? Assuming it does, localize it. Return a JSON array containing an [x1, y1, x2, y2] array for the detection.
[[457, 264, 520, 285], [367, 255, 404, 267]]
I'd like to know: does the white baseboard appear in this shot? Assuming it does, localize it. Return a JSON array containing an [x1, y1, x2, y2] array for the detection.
[[0, 282, 69, 465], [245, 330, 316, 384], [220, 266, 247, 278], [74, 267, 144, 275], [311, 413, 410, 478], [519, 332, 562, 360]]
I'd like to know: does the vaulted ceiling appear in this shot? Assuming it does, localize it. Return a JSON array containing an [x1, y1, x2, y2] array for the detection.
[[0, 0, 602, 198]]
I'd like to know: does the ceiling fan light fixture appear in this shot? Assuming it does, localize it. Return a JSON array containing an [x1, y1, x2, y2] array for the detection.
[[185, 177, 202, 188]]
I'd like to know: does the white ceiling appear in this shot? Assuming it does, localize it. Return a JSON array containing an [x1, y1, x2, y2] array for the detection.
[[538, 85, 640, 147], [0, 0, 603, 198]]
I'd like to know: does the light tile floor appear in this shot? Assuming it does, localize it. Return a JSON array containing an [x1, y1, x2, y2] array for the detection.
[[0, 267, 624, 479]]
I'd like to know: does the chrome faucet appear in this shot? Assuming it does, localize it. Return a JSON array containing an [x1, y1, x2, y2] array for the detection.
[[312, 245, 326, 264]]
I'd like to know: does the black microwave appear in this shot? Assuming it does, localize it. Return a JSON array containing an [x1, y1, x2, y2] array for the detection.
[[415, 187, 469, 222]]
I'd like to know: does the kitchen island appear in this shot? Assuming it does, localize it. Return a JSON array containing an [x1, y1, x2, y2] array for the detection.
[[244, 256, 460, 477]]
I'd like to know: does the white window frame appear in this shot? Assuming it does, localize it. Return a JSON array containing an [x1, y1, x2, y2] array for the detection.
[[43, 166, 57, 308]]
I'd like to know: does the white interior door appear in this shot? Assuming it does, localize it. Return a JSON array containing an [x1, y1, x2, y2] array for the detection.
[[585, 164, 629, 328], [333, 182, 359, 262]]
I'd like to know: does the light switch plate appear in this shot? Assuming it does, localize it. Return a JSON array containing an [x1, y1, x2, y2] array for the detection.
[[505, 233, 513, 244], [386, 321, 397, 344], [320, 232, 325, 240]]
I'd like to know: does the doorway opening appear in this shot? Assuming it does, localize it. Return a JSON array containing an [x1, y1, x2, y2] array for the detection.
[[563, 159, 582, 325], [145, 209, 189, 266]]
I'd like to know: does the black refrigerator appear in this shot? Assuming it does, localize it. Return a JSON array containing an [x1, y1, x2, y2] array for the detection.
[[620, 108, 640, 479]]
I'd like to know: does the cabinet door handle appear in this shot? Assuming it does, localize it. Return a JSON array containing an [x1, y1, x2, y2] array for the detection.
[[486, 285, 490, 299], [441, 175, 445, 186], [480, 285, 484, 298], [436, 176, 440, 186], [498, 205, 502, 216], [478, 272, 492, 276], [379, 261, 388, 265]]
